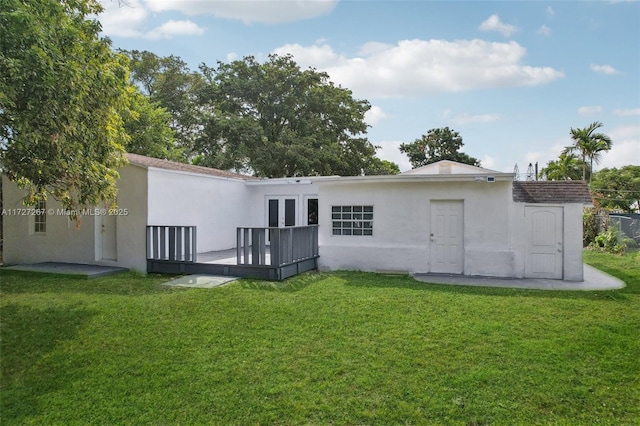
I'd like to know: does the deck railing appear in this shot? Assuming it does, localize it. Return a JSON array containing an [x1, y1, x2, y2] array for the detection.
[[237, 225, 319, 267], [146, 225, 197, 262]]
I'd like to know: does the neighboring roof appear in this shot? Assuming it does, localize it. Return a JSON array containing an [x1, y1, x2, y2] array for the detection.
[[125, 153, 255, 180], [313, 160, 512, 184], [401, 160, 503, 176], [512, 181, 593, 204]]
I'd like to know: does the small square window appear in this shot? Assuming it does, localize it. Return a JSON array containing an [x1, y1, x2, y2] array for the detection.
[[331, 205, 373, 236]]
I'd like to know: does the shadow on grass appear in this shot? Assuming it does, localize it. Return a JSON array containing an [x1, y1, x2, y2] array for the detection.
[[0, 270, 176, 296], [237, 267, 636, 301], [240, 270, 326, 292], [0, 303, 95, 423]]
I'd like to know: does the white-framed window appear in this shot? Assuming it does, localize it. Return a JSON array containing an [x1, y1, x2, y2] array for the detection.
[[33, 200, 47, 234], [332, 205, 373, 236]]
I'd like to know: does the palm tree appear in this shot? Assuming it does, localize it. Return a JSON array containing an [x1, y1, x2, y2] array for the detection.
[[564, 121, 612, 183], [539, 152, 584, 181]]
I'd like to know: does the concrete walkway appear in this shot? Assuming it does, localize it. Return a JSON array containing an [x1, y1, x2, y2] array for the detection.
[[413, 264, 625, 291], [3, 262, 129, 278]]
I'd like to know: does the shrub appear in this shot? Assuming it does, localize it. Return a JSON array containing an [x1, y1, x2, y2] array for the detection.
[[589, 226, 631, 254], [583, 208, 599, 247]]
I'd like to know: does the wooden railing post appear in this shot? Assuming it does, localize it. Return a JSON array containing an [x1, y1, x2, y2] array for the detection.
[[270, 228, 280, 266]]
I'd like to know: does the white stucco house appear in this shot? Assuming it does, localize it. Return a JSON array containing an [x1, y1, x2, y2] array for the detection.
[[2, 154, 592, 280]]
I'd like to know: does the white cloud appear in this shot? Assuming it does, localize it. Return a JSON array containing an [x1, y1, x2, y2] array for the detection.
[[546, 6, 555, 17], [450, 113, 501, 125], [143, 0, 338, 24], [358, 42, 394, 56], [600, 141, 640, 168], [537, 25, 552, 36], [364, 106, 389, 127], [97, 1, 204, 39], [578, 105, 603, 116], [273, 39, 564, 99], [599, 125, 640, 168], [145, 20, 205, 40], [525, 142, 566, 170], [613, 108, 640, 116], [482, 154, 497, 169], [479, 14, 518, 38], [98, 0, 332, 39], [97, 0, 148, 38], [590, 64, 621, 75], [376, 140, 412, 172]]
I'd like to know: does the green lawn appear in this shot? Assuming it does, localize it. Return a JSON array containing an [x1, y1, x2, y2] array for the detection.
[[1, 251, 639, 425]]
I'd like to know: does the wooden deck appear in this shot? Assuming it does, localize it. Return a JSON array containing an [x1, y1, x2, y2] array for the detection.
[[146, 225, 319, 281]]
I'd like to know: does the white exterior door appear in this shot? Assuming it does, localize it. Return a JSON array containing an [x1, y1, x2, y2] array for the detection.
[[266, 196, 297, 228], [97, 213, 117, 261], [525, 206, 563, 279], [430, 200, 464, 274]]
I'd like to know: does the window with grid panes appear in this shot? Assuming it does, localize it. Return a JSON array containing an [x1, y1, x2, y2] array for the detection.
[[331, 205, 373, 236]]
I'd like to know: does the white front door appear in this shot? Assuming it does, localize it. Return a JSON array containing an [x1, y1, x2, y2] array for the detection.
[[430, 200, 464, 274], [525, 206, 563, 279], [266, 196, 297, 228]]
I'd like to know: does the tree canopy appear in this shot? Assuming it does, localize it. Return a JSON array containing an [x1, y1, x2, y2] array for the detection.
[[0, 0, 129, 210], [120, 88, 179, 161], [122, 49, 203, 159], [399, 127, 480, 169], [194, 54, 379, 177], [591, 166, 640, 213]]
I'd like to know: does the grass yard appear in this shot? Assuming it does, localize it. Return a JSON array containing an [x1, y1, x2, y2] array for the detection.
[[1, 251, 639, 425]]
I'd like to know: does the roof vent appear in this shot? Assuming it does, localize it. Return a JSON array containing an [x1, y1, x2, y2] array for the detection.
[[439, 163, 451, 174], [487, 176, 496, 183]]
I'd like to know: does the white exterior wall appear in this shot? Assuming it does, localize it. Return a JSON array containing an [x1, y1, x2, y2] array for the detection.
[[146, 168, 250, 252], [2, 176, 97, 265], [111, 164, 148, 272], [316, 179, 516, 277], [563, 204, 585, 281], [2, 166, 149, 272], [245, 181, 319, 227]]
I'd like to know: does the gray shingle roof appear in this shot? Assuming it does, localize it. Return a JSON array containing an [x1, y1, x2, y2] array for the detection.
[[512, 181, 592, 204], [125, 153, 255, 180]]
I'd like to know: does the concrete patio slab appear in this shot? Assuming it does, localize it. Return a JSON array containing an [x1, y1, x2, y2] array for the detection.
[[413, 264, 624, 291], [162, 274, 238, 288], [3, 262, 129, 278]]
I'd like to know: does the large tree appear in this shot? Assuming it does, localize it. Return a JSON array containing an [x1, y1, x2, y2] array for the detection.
[[0, 0, 129, 210], [122, 50, 206, 160], [564, 121, 612, 182], [195, 54, 377, 177], [591, 166, 640, 213], [120, 88, 180, 161], [539, 152, 585, 181], [399, 127, 480, 169]]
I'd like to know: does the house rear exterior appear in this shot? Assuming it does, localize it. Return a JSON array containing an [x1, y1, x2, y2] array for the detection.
[[2, 156, 592, 281], [315, 161, 592, 280]]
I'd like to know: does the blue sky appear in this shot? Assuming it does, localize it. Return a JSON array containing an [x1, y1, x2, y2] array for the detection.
[[98, 0, 640, 173]]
